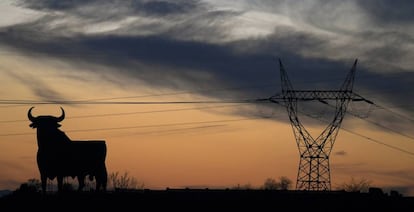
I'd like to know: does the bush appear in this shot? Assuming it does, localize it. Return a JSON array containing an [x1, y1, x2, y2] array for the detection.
[[109, 171, 144, 191], [336, 177, 372, 193]]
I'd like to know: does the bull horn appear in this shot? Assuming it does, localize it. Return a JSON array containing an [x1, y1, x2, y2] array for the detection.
[[28, 107, 36, 122], [56, 107, 65, 122]]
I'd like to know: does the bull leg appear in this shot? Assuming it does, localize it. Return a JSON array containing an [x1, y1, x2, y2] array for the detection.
[[77, 175, 85, 191], [95, 175, 103, 191], [102, 165, 108, 191], [95, 175, 100, 191], [102, 174, 107, 191], [96, 166, 107, 191], [96, 180, 102, 191], [57, 176, 63, 192], [41, 175, 47, 194]]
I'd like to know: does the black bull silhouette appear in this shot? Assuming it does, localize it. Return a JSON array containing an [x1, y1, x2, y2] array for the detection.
[[28, 107, 107, 192]]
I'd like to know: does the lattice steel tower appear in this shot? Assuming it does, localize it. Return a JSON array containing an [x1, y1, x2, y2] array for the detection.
[[269, 59, 372, 191]]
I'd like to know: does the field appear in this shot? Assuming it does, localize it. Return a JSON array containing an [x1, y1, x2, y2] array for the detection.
[[1, 189, 413, 210]]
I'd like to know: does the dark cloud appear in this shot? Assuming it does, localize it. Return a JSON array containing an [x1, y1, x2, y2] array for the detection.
[[0, 24, 278, 99], [334, 150, 347, 156], [15, 0, 84, 11], [1, 22, 413, 129], [16, 0, 204, 19], [1, 0, 413, 134], [358, 0, 414, 25], [0, 25, 357, 96], [139, 1, 201, 16]]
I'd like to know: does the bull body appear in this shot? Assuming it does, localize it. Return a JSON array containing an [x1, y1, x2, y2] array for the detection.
[[28, 107, 107, 192]]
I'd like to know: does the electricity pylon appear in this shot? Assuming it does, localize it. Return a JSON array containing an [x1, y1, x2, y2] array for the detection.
[[269, 59, 372, 191]]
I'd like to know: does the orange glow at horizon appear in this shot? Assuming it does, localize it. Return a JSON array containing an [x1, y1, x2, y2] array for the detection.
[[0, 54, 414, 196]]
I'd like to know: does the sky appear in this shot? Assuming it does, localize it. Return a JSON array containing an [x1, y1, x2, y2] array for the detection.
[[0, 0, 413, 195]]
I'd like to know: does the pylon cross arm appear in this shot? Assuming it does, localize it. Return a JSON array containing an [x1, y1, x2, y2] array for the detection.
[[272, 90, 366, 101]]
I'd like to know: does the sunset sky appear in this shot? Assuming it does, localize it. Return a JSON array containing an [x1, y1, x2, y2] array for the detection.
[[0, 0, 413, 195]]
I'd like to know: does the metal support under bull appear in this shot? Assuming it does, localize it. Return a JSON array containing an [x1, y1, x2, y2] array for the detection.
[[269, 59, 372, 191]]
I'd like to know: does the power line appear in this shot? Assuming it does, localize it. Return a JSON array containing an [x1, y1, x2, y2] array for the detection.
[[3, 96, 413, 143], [2, 96, 413, 145], [318, 100, 414, 141], [0, 104, 245, 123], [0, 117, 268, 137], [372, 103, 414, 123], [0, 83, 275, 108], [103, 124, 228, 138], [0, 98, 271, 105], [341, 127, 414, 158], [314, 115, 414, 158], [0, 81, 412, 157], [278, 101, 414, 158], [2, 103, 414, 158], [346, 108, 414, 141]]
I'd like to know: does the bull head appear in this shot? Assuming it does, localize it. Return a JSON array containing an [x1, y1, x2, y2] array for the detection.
[[28, 107, 65, 128]]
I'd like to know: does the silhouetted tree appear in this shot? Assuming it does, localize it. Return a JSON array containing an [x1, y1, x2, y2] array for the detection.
[[336, 177, 372, 192], [263, 178, 279, 190], [109, 171, 144, 191], [262, 176, 292, 190], [279, 176, 292, 190]]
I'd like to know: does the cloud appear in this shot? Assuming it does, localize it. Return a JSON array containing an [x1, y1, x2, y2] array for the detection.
[[16, 0, 204, 17], [357, 0, 414, 25], [4, 69, 67, 102], [0, 0, 413, 132], [40, 0, 208, 33], [334, 150, 347, 156]]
